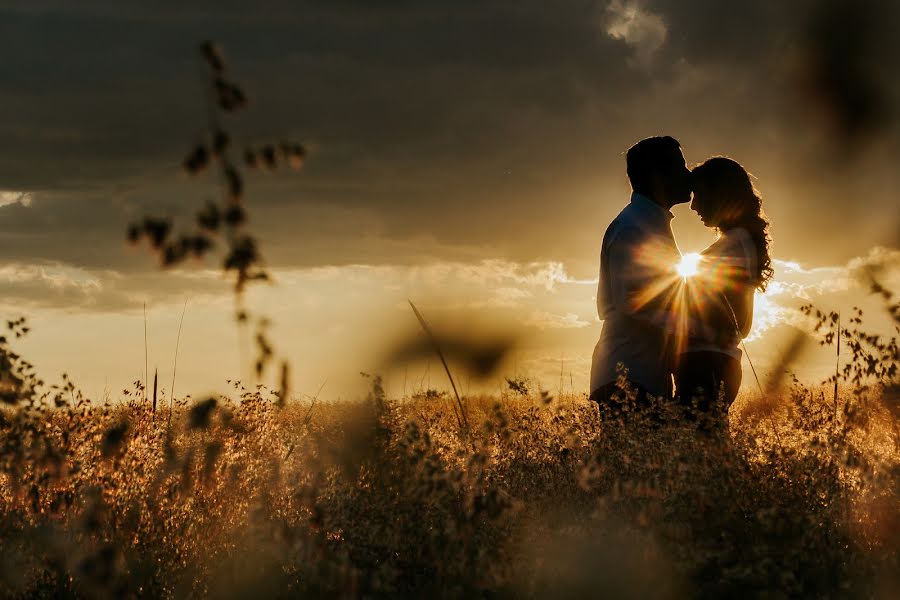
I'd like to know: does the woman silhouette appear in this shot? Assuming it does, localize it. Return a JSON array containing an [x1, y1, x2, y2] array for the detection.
[[676, 157, 774, 430]]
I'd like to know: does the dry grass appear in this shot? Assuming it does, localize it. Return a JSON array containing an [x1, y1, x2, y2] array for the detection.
[[0, 375, 897, 598]]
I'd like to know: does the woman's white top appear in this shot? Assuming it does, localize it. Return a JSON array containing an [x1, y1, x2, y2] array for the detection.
[[685, 227, 758, 360]]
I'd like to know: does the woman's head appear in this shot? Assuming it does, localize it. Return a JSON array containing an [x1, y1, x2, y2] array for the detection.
[[690, 157, 758, 228], [690, 157, 774, 291]]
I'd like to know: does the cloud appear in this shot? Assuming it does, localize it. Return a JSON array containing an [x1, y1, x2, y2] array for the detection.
[[403, 260, 574, 293], [604, 0, 667, 63], [0, 256, 585, 319], [0, 261, 228, 312], [771, 259, 852, 295], [526, 310, 590, 330], [847, 246, 900, 277], [0, 191, 32, 208], [4, 245, 895, 400], [0, 262, 97, 284], [493, 286, 532, 304], [744, 247, 900, 342]]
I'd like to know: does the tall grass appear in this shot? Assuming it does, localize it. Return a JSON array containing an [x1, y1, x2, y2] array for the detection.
[[0, 370, 896, 597]]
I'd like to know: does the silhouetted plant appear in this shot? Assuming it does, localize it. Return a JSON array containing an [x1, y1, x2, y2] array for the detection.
[[505, 376, 530, 397], [801, 301, 899, 393], [0, 317, 41, 405], [126, 41, 306, 386], [0, 356, 896, 597]]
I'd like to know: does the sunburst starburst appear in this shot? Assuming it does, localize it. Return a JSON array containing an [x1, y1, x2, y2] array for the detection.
[[677, 253, 701, 278]]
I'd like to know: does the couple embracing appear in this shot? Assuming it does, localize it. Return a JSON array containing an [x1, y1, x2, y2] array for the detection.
[[590, 136, 773, 431]]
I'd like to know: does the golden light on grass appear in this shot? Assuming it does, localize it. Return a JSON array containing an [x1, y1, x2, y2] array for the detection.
[[677, 252, 701, 279]]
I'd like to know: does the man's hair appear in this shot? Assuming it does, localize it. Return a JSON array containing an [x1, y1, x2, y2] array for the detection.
[[626, 136, 682, 194]]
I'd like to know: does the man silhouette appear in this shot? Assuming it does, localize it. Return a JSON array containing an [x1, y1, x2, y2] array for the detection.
[[590, 136, 693, 418]]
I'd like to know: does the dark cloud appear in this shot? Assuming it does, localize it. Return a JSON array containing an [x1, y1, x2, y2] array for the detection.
[[1, 0, 898, 285]]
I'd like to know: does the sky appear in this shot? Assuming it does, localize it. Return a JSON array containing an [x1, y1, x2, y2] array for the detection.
[[1, 0, 899, 402]]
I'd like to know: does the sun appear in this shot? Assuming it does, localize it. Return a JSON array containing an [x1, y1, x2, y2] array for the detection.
[[677, 252, 701, 278]]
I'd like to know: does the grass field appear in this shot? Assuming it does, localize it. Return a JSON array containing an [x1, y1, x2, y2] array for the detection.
[[1, 370, 897, 598]]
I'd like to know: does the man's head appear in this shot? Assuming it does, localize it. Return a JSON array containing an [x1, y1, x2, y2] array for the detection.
[[625, 136, 693, 209]]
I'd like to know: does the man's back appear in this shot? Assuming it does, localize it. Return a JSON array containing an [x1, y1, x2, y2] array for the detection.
[[591, 193, 681, 397]]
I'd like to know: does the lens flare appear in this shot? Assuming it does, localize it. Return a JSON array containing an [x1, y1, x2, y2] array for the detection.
[[677, 253, 701, 278], [621, 242, 750, 361]]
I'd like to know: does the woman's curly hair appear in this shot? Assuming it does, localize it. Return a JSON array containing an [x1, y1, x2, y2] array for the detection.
[[692, 157, 774, 292]]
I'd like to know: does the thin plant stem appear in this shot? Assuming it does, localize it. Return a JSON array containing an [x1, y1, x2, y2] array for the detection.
[[408, 300, 468, 432], [144, 302, 148, 404], [168, 299, 189, 427], [721, 293, 763, 395], [302, 378, 328, 428], [834, 312, 841, 434], [722, 292, 783, 447]]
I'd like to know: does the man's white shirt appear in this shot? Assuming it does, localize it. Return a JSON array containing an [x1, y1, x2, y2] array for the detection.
[[590, 193, 682, 397]]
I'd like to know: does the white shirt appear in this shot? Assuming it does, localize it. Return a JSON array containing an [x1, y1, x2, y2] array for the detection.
[[684, 227, 758, 360], [590, 193, 683, 396]]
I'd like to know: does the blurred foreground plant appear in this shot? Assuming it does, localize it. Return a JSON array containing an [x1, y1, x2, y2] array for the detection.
[[127, 41, 307, 388]]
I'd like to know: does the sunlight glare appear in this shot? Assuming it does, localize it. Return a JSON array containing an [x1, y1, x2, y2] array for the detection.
[[677, 253, 701, 278]]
